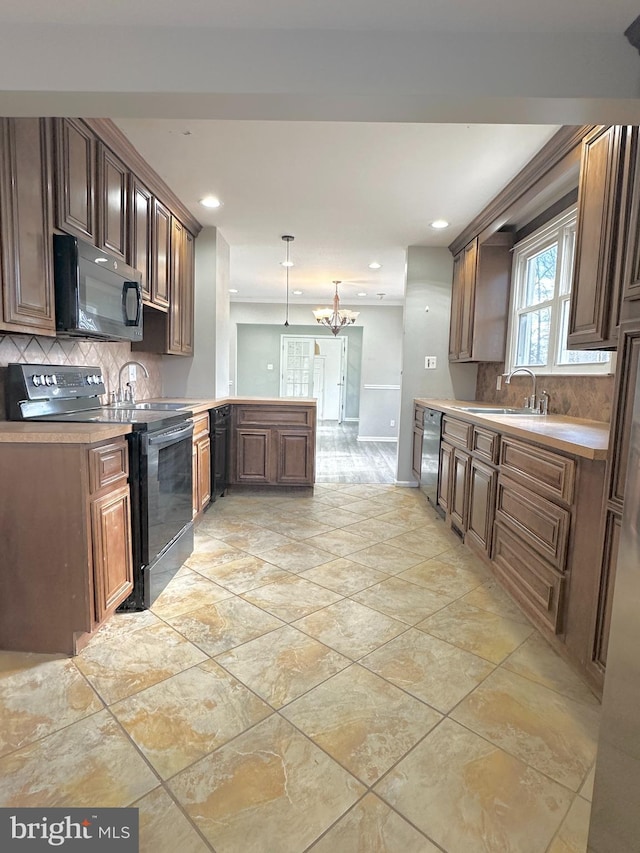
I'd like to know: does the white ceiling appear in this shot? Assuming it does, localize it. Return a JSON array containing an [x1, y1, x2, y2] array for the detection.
[[0, 0, 637, 33], [116, 119, 559, 304], [4, 1, 637, 306]]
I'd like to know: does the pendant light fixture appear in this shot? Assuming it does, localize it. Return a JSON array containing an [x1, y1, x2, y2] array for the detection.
[[313, 281, 359, 336], [282, 235, 294, 326]]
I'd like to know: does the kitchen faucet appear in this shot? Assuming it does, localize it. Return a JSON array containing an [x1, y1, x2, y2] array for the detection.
[[117, 361, 150, 404], [504, 367, 538, 412]]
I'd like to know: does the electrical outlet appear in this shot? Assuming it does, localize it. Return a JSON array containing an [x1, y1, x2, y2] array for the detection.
[[390, 419, 395, 427], [496, 375, 503, 390], [128, 364, 137, 381], [425, 356, 437, 369], [267, 363, 274, 370]]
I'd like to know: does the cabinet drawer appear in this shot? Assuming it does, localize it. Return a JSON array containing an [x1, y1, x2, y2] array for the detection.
[[472, 426, 499, 463], [492, 522, 565, 634], [442, 416, 472, 450], [235, 405, 314, 428], [495, 475, 570, 571], [413, 403, 425, 426], [88, 441, 128, 493], [499, 436, 575, 504], [192, 412, 209, 439]]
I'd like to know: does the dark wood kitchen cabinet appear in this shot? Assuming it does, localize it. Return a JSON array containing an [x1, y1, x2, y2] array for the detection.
[[448, 232, 513, 362], [129, 176, 153, 304], [192, 412, 211, 518], [151, 197, 171, 309], [54, 117, 97, 243], [167, 219, 194, 356], [0, 117, 56, 336], [96, 142, 128, 261], [411, 403, 425, 481], [232, 403, 316, 486], [568, 125, 632, 349], [0, 434, 134, 654]]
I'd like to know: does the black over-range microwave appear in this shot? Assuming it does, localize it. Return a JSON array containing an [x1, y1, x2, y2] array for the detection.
[[53, 235, 143, 342]]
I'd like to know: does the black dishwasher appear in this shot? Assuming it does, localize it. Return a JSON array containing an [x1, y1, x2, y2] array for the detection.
[[420, 408, 445, 517], [211, 405, 230, 499]]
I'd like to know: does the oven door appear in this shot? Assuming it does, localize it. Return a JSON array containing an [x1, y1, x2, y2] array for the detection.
[[142, 420, 194, 566]]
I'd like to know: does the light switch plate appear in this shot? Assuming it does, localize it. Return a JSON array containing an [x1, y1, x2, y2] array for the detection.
[[425, 356, 437, 369]]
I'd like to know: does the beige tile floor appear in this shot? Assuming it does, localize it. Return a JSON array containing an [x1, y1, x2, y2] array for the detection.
[[0, 483, 600, 852]]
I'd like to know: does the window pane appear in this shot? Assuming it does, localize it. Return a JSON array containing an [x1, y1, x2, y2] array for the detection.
[[516, 308, 550, 366], [559, 225, 576, 296], [557, 300, 609, 365], [524, 244, 557, 307]]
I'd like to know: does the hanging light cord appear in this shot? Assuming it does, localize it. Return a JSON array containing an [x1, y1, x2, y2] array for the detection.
[[282, 235, 294, 327]]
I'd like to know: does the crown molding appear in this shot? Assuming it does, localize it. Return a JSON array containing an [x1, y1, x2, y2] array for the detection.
[[83, 117, 202, 236], [449, 124, 595, 256]]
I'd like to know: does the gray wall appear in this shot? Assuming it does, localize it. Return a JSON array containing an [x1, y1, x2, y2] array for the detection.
[[396, 246, 478, 483], [230, 301, 403, 436], [162, 227, 230, 398]]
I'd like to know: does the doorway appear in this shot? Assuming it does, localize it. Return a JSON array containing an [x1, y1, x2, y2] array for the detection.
[[280, 335, 347, 421]]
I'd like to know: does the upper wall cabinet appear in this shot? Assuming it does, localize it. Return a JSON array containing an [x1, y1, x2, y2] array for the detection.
[[448, 233, 513, 362], [619, 129, 640, 321], [54, 118, 97, 243], [568, 125, 633, 350], [0, 118, 56, 336], [96, 142, 128, 261]]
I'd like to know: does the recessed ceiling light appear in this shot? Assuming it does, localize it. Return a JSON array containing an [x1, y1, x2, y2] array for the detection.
[[292, 290, 303, 295], [430, 219, 449, 229], [358, 292, 368, 297], [200, 195, 221, 209], [229, 289, 238, 294], [280, 260, 294, 268], [368, 262, 382, 270]]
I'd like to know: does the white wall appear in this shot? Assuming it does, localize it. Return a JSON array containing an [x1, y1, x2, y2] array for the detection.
[[162, 226, 230, 398], [395, 246, 478, 484]]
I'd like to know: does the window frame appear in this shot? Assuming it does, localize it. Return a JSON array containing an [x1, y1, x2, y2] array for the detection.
[[505, 207, 612, 377]]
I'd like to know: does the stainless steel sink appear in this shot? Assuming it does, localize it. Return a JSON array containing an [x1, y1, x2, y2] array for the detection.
[[108, 401, 190, 411], [130, 402, 190, 410], [452, 406, 540, 415]]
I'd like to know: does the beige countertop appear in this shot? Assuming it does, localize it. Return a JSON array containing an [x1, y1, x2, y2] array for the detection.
[[0, 422, 132, 444], [416, 398, 610, 460], [146, 396, 317, 414]]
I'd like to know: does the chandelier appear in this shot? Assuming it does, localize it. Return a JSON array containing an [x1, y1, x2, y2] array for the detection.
[[313, 281, 360, 336]]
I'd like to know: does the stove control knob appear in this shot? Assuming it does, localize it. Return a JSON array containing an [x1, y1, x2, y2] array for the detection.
[[44, 375, 54, 386], [32, 375, 42, 387], [93, 374, 103, 385], [50, 374, 58, 385], [86, 374, 95, 385]]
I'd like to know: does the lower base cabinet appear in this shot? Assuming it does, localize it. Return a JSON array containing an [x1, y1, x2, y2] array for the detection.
[[232, 404, 316, 486], [192, 412, 211, 517], [0, 436, 133, 654]]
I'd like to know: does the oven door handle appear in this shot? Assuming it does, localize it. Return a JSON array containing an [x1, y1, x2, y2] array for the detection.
[[144, 422, 194, 452]]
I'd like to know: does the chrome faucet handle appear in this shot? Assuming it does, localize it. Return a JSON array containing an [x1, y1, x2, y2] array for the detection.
[[538, 390, 550, 415], [125, 382, 135, 404]]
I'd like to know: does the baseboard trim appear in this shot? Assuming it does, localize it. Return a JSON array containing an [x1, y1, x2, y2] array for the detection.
[[356, 436, 398, 443], [395, 480, 419, 488]]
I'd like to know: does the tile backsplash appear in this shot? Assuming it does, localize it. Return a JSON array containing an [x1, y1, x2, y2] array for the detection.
[[0, 334, 162, 420], [476, 362, 614, 422]]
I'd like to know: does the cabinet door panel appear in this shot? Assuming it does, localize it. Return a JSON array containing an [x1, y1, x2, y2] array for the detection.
[[450, 448, 470, 532], [167, 217, 184, 354], [437, 442, 453, 514], [152, 198, 171, 309], [236, 429, 271, 483], [412, 424, 423, 480], [0, 118, 55, 334], [54, 118, 96, 241], [91, 484, 133, 623], [181, 230, 195, 355], [277, 430, 313, 484], [448, 252, 464, 360], [198, 437, 211, 510], [129, 177, 153, 302], [569, 126, 627, 348], [97, 143, 128, 260], [467, 458, 497, 555], [591, 510, 621, 673], [458, 239, 478, 360]]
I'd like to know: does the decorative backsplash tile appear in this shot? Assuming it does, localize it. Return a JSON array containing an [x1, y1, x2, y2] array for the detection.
[[476, 362, 614, 422], [0, 334, 162, 420]]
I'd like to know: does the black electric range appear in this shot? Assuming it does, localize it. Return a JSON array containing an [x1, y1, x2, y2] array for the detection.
[[6, 363, 195, 609]]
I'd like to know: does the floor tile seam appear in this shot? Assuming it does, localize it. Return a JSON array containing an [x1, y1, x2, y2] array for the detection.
[[296, 567, 394, 597], [94, 656, 222, 708], [0, 699, 108, 764], [412, 617, 535, 667], [236, 584, 347, 622], [490, 658, 604, 717], [344, 585, 463, 629], [498, 654, 603, 709], [130, 782, 218, 853], [444, 712, 590, 796]]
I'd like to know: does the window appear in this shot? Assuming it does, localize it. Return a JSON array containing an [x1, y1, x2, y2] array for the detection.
[[506, 208, 611, 375]]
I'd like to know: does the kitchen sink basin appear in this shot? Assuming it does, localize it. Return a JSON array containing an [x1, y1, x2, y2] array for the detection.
[[130, 402, 190, 410], [452, 406, 540, 415], [108, 401, 190, 411]]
